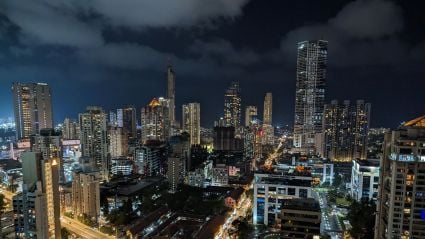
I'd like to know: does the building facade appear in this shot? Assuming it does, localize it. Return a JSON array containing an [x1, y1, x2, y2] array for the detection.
[[245, 106, 258, 127], [322, 100, 371, 161], [141, 98, 170, 143], [182, 103, 201, 145], [253, 172, 312, 226], [293, 40, 328, 153], [375, 116, 425, 239], [350, 159, 380, 202], [224, 81, 241, 128], [72, 168, 100, 220], [79, 106, 109, 180], [12, 82, 53, 139]]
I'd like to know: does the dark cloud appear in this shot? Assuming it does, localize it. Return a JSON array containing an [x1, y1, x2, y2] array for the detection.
[[280, 0, 407, 67]]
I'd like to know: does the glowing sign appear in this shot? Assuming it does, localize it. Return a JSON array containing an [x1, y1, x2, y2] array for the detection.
[[421, 210, 425, 220]]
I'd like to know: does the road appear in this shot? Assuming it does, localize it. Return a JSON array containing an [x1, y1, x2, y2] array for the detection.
[[61, 216, 114, 239], [312, 189, 343, 239], [215, 189, 252, 239]]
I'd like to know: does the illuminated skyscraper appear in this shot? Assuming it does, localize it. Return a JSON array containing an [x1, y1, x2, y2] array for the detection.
[[263, 93, 272, 125], [108, 126, 128, 158], [167, 65, 176, 127], [375, 115, 425, 238], [79, 106, 109, 179], [293, 40, 328, 153], [182, 103, 201, 145], [322, 100, 371, 161], [12, 82, 53, 139], [141, 98, 170, 143], [263, 93, 274, 145], [245, 106, 257, 127], [224, 81, 241, 128]]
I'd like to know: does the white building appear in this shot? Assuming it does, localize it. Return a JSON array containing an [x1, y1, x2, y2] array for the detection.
[[110, 158, 133, 176], [211, 164, 228, 186], [350, 159, 380, 201], [253, 171, 312, 226]]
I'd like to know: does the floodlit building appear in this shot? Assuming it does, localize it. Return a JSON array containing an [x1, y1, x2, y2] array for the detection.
[[293, 40, 328, 154], [12, 82, 53, 139], [108, 126, 128, 158], [350, 159, 380, 201], [263, 93, 274, 145], [375, 115, 425, 239]]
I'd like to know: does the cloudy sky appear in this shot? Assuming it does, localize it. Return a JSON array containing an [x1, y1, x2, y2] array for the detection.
[[0, 0, 424, 128]]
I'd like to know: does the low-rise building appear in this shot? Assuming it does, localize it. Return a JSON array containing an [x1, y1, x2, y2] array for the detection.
[[350, 159, 380, 201], [280, 198, 321, 238]]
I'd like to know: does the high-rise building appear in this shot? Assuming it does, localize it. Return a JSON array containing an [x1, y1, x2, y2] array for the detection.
[[182, 103, 201, 145], [322, 100, 371, 161], [141, 98, 170, 143], [12, 82, 53, 139], [79, 106, 109, 180], [62, 118, 79, 140], [245, 106, 257, 127], [30, 128, 64, 182], [167, 157, 182, 193], [213, 126, 242, 151], [121, 105, 137, 140], [224, 81, 241, 128], [13, 152, 61, 238], [72, 163, 100, 221], [293, 40, 328, 153], [263, 93, 272, 125], [375, 115, 425, 239], [108, 126, 128, 158], [134, 141, 167, 177], [167, 65, 176, 127], [263, 93, 274, 145]]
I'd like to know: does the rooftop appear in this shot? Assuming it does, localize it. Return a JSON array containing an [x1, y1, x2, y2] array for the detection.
[[403, 115, 425, 127]]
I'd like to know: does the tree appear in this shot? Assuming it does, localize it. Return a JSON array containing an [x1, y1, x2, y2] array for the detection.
[[61, 228, 70, 239], [347, 199, 376, 239]]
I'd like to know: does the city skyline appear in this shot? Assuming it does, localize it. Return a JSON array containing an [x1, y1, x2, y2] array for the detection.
[[0, 0, 424, 128]]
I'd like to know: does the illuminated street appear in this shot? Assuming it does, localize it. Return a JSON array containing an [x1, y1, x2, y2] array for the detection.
[[61, 216, 114, 239], [313, 189, 343, 239]]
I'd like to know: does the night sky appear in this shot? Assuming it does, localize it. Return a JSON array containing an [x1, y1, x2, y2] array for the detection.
[[0, 0, 424, 128]]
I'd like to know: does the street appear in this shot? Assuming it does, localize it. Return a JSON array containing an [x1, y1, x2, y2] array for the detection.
[[312, 189, 343, 239], [61, 216, 114, 239]]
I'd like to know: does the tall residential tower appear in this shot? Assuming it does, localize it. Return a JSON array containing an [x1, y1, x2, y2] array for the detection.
[[167, 65, 176, 127], [12, 82, 53, 139], [182, 103, 201, 145], [293, 40, 328, 154], [224, 81, 241, 128]]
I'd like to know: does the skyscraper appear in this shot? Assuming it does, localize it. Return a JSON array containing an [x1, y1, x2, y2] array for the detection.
[[140, 98, 170, 143], [263, 93, 274, 145], [263, 93, 272, 125], [293, 40, 328, 153], [182, 103, 201, 145], [167, 65, 176, 127], [375, 115, 425, 238], [120, 105, 137, 140], [108, 126, 128, 158], [12, 82, 53, 139], [321, 100, 371, 161], [245, 106, 257, 127], [224, 81, 241, 128], [13, 152, 61, 238], [79, 106, 109, 180]]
